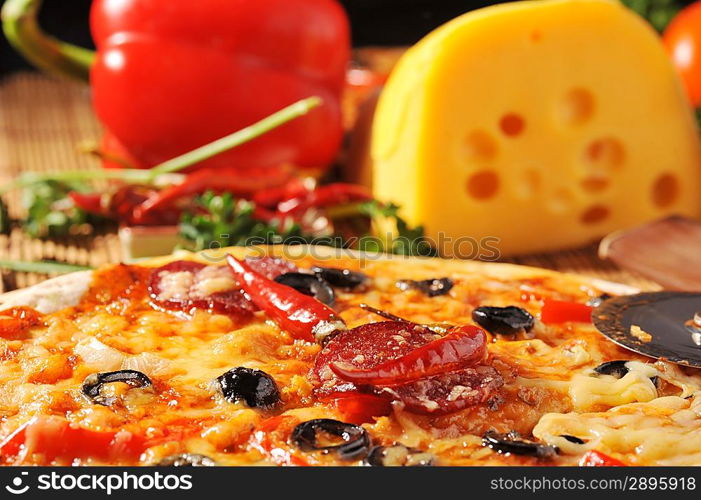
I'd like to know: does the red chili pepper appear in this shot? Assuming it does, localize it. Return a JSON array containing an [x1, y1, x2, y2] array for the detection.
[[579, 450, 627, 466], [131, 166, 295, 224], [0, 307, 42, 340], [540, 299, 593, 324], [226, 254, 345, 342], [330, 325, 487, 386], [6, 0, 350, 174], [278, 183, 373, 214], [69, 191, 106, 215], [252, 178, 312, 210]]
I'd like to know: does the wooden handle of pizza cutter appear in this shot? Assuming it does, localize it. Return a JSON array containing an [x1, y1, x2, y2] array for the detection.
[[599, 215, 701, 291]]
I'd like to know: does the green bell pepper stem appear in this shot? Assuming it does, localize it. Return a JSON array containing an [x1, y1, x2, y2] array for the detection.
[[2, 0, 95, 82]]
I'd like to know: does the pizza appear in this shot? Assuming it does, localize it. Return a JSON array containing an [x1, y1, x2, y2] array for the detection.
[[0, 245, 699, 466]]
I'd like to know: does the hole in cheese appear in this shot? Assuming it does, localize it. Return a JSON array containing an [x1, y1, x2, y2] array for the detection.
[[548, 188, 575, 212], [584, 137, 625, 169], [499, 113, 525, 137], [580, 204, 610, 224], [464, 130, 498, 161], [517, 168, 541, 199], [560, 88, 595, 126], [580, 176, 609, 193], [652, 173, 679, 208], [466, 171, 499, 200]]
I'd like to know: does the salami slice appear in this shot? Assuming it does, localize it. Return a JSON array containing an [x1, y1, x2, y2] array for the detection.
[[379, 366, 503, 415], [148, 261, 254, 319], [313, 321, 439, 396]]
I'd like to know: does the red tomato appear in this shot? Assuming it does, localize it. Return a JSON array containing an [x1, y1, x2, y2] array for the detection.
[[579, 450, 627, 466], [664, 1, 701, 107], [540, 299, 593, 324]]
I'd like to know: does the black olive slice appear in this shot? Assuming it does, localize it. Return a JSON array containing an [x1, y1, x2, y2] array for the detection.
[[593, 360, 630, 378], [312, 267, 368, 290], [472, 306, 535, 335], [560, 435, 586, 445], [156, 454, 216, 466], [593, 360, 659, 387], [482, 430, 558, 459], [217, 367, 281, 409], [363, 444, 435, 466], [274, 272, 335, 306], [82, 370, 153, 406], [396, 278, 454, 297], [291, 419, 370, 461]]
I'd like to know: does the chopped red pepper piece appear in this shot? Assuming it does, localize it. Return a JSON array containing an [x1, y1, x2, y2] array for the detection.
[[579, 450, 627, 466], [323, 392, 392, 424], [330, 325, 487, 386], [226, 254, 345, 342], [540, 299, 593, 324], [0, 416, 146, 465]]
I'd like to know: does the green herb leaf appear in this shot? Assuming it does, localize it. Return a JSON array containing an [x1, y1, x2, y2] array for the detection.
[[0, 260, 92, 274], [21, 179, 106, 238], [179, 193, 437, 257]]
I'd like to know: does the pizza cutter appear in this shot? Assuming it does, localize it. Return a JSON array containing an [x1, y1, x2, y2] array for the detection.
[[592, 292, 701, 368], [594, 216, 701, 368]]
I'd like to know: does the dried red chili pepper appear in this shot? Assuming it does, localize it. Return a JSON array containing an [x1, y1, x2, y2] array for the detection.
[[226, 254, 345, 343], [131, 166, 295, 224], [278, 183, 373, 215]]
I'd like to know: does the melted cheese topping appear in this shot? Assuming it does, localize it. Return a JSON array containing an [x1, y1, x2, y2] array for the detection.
[[0, 249, 700, 466]]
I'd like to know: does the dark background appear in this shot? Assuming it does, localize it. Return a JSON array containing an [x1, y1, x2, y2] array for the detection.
[[0, 0, 501, 75]]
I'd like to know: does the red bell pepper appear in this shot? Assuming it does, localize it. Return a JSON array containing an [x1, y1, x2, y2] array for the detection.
[[4, 0, 350, 173], [579, 450, 627, 466], [540, 299, 593, 324]]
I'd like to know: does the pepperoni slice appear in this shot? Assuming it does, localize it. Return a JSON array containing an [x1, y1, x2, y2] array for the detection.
[[313, 319, 501, 416], [148, 261, 254, 320], [312, 321, 440, 396], [380, 366, 503, 415]]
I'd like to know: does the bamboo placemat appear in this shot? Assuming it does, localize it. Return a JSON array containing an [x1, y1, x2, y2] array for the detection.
[[0, 72, 661, 293]]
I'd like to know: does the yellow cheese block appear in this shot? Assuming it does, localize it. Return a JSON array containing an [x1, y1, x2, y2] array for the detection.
[[371, 0, 701, 257]]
